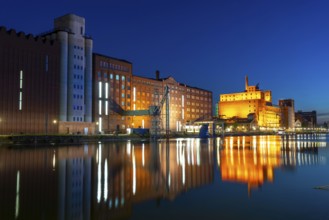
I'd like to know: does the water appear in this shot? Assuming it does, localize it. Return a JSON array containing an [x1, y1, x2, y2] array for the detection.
[[0, 134, 328, 220]]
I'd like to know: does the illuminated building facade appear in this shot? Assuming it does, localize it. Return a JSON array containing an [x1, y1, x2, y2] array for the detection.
[[94, 61, 213, 133], [132, 72, 212, 132], [93, 53, 133, 133], [218, 76, 280, 128], [0, 27, 60, 134], [279, 99, 295, 130]]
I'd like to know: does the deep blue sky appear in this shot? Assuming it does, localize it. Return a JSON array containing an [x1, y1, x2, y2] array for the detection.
[[1, 0, 329, 123]]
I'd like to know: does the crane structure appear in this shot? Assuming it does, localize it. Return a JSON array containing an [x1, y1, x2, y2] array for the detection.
[[109, 85, 170, 138]]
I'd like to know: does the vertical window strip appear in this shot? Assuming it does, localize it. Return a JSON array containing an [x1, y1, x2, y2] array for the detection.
[[133, 87, 136, 102], [99, 100, 102, 115], [19, 70, 23, 89], [99, 117, 102, 132], [105, 101, 108, 115], [105, 83, 109, 99], [99, 81, 102, 98], [45, 55, 49, 72], [19, 92, 22, 110], [19, 70, 23, 110]]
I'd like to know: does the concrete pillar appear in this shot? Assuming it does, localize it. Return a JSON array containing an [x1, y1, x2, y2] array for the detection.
[[67, 34, 75, 121], [57, 31, 68, 121], [84, 38, 93, 122]]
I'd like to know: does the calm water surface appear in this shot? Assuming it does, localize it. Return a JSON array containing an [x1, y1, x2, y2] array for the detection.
[[0, 134, 328, 220]]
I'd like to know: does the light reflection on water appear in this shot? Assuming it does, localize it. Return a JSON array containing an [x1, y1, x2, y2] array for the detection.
[[0, 134, 328, 219]]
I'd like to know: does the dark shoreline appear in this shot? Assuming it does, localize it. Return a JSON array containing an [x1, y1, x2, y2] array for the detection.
[[0, 131, 327, 147]]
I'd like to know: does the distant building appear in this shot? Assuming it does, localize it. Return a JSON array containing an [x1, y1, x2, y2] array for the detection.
[[279, 99, 295, 130], [295, 110, 317, 128], [0, 26, 60, 134], [218, 76, 280, 128]]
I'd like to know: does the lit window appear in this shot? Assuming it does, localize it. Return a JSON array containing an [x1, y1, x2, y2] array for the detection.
[[19, 92, 22, 110], [122, 76, 125, 81], [19, 70, 23, 110], [105, 83, 109, 99], [105, 101, 108, 115], [99, 117, 102, 132], [99, 100, 102, 115], [99, 82, 102, 98], [116, 75, 119, 80]]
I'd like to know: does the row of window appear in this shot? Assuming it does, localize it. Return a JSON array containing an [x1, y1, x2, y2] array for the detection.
[[74, 54, 83, 60], [73, 94, 83, 99], [73, 116, 83, 122], [97, 72, 130, 82], [74, 74, 83, 80], [99, 61, 130, 72], [73, 84, 83, 90], [73, 105, 83, 111], [74, 65, 83, 70], [74, 45, 84, 51]]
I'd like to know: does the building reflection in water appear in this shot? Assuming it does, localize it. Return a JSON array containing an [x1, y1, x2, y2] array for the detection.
[[0, 145, 93, 220], [218, 134, 327, 195], [0, 134, 327, 219], [93, 138, 214, 219]]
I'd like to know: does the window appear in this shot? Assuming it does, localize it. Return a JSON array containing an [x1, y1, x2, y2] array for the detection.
[[105, 83, 109, 99], [45, 55, 48, 72], [133, 87, 136, 101], [105, 101, 108, 115], [122, 76, 125, 81], [19, 70, 23, 110], [110, 74, 113, 79], [98, 82, 102, 98], [99, 100, 102, 115], [116, 75, 119, 80]]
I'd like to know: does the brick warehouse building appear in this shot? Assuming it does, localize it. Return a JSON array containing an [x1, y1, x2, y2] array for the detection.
[[94, 52, 213, 134], [0, 27, 60, 134], [0, 14, 212, 134]]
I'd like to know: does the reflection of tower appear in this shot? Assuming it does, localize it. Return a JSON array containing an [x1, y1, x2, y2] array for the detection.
[[58, 148, 92, 220], [220, 136, 282, 196]]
